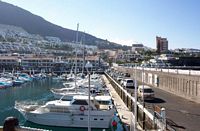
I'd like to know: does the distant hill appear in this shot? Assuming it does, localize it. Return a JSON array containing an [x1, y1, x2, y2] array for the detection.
[[0, 1, 130, 50]]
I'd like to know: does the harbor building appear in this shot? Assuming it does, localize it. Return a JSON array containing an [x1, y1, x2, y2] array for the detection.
[[21, 57, 54, 72], [0, 54, 107, 73], [116, 51, 142, 62], [132, 44, 144, 53], [156, 36, 168, 54], [0, 56, 20, 71]]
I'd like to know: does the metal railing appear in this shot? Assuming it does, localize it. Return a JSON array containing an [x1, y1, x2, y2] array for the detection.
[[105, 72, 176, 131]]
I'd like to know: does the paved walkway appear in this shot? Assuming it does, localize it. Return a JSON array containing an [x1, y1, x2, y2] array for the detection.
[[103, 75, 136, 131]]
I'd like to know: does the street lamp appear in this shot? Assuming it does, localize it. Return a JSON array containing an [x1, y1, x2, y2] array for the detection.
[[134, 63, 137, 131], [85, 61, 93, 131], [142, 65, 145, 129]]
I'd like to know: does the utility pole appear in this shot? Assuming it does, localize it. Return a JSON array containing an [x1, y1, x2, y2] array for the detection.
[[134, 63, 138, 131], [142, 66, 145, 129]]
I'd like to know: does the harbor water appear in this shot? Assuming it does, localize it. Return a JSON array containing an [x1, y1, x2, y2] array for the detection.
[[0, 77, 111, 131]]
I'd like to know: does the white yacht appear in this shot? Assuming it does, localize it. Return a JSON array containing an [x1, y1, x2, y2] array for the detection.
[[51, 74, 107, 100], [51, 84, 109, 100], [51, 86, 88, 100], [52, 79, 108, 100], [15, 95, 115, 128]]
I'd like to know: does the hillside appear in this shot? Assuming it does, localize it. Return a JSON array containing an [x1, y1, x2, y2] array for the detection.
[[0, 1, 130, 50]]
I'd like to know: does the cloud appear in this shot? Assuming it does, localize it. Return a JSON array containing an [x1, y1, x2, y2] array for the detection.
[[109, 38, 140, 46]]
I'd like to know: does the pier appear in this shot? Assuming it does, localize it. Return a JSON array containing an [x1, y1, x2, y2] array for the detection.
[[103, 75, 134, 130]]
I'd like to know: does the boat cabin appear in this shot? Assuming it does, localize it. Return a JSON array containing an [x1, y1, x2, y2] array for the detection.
[[71, 95, 113, 110]]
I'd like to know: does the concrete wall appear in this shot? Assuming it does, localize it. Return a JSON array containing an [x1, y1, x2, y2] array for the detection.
[[116, 67, 200, 103]]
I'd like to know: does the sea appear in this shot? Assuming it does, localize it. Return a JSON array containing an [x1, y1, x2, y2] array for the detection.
[[0, 77, 111, 131]]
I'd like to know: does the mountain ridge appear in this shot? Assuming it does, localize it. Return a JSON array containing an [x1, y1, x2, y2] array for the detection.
[[0, 1, 83, 42], [0, 1, 130, 50]]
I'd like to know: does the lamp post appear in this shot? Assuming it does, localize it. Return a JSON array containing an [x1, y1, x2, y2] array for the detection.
[[142, 65, 145, 129], [85, 61, 93, 131], [134, 63, 137, 131]]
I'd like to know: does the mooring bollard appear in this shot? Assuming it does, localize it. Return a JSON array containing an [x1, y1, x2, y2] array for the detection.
[[161, 108, 166, 130]]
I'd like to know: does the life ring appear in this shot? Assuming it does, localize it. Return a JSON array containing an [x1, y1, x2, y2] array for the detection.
[[80, 106, 85, 112]]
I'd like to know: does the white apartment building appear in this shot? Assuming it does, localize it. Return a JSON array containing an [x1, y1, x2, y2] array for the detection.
[[132, 44, 144, 53]]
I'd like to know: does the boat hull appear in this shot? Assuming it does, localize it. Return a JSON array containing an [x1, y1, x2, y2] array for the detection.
[[25, 112, 112, 128]]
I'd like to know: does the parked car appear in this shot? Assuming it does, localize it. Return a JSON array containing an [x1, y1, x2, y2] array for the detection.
[[120, 78, 125, 86], [116, 76, 123, 82], [124, 73, 131, 77], [137, 85, 154, 100], [122, 79, 134, 88]]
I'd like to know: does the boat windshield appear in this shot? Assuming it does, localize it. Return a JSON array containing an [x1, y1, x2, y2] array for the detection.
[[72, 100, 88, 105]]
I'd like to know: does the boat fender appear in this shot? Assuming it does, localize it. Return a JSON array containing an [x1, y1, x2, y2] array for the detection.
[[80, 106, 85, 112], [112, 120, 117, 130]]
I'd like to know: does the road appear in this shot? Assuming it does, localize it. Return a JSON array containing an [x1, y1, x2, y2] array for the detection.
[[149, 87, 200, 131], [109, 71, 200, 131], [128, 80, 200, 131]]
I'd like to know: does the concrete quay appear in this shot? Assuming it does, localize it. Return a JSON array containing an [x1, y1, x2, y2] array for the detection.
[[103, 75, 143, 131], [103, 75, 133, 130], [103, 75, 132, 125]]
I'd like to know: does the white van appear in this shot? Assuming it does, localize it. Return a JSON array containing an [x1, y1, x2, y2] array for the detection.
[[138, 85, 154, 100], [123, 79, 134, 88]]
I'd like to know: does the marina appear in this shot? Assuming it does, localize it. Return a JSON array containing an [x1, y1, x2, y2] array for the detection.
[[0, 23, 122, 130], [1, 68, 200, 131], [0, 74, 116, 131], [1, 0, 200, 130], [1, 63, 200, 131]]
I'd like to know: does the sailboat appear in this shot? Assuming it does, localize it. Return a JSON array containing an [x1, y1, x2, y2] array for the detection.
[[51, 74, 109, 100]]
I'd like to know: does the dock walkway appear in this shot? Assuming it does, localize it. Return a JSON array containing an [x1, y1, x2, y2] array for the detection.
[[103, 75, 135, 131]]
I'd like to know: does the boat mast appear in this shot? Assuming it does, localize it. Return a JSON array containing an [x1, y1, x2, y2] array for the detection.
[[82, 32, 85, 75], [75, 23, 79, 93]]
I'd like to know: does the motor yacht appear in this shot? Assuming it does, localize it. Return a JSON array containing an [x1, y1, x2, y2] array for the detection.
[[15, 95, 115, 128]]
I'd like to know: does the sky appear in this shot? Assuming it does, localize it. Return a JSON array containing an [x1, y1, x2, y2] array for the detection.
[[2, 0, 200, 49]]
